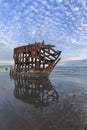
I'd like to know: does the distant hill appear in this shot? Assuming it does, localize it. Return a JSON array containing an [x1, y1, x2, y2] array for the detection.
[[0, 65, 13, 69], [66, 59, 87, 66]]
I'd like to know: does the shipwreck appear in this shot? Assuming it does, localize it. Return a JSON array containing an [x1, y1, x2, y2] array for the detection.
[[10, 40, 61, 77]]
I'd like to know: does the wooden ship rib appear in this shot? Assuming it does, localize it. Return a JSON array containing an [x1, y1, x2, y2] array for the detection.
[[11, 40, 61, 77]]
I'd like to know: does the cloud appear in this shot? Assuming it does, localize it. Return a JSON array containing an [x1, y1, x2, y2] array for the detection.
[[0, 42, 6, 47], [0, 33, 23, 62], [31, 30, 36, 35], [56, 0, 63, 3], [81, 23, 87, 27], [0, 0, 87, 64]]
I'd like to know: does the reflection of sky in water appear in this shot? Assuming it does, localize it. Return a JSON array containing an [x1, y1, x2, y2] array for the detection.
[[0, 66, 87, 130]]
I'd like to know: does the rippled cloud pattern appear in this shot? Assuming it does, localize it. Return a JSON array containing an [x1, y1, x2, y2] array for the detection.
[[0, 0, 87, 64]]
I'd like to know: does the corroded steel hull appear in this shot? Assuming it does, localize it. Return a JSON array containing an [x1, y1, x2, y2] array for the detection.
[[11, 40, 61, 77]]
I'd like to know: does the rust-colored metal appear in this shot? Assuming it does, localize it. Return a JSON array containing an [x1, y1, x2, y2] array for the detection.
[[12, 40, 61, 76]]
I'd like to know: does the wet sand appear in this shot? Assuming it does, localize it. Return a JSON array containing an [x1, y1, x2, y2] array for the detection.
[[0, 67, 87, 130]]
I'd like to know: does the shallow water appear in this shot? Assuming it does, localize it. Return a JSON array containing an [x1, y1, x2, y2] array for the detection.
[[0, 66, 87, 130]]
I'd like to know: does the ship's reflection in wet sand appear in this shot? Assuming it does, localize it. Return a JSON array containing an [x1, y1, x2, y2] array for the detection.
[[12, 75, 59, 109], [1, 69, 87, 130]]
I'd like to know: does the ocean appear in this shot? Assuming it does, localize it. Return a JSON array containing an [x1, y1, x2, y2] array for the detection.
[[0, 66, 87, 130]]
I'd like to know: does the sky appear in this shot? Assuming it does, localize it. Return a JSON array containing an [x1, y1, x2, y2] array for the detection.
[[0, 0, 87, 65]]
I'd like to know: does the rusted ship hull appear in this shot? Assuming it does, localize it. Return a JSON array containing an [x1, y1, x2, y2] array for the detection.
[[10, 40, 61, 77], [10, 69, 50, 77]]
